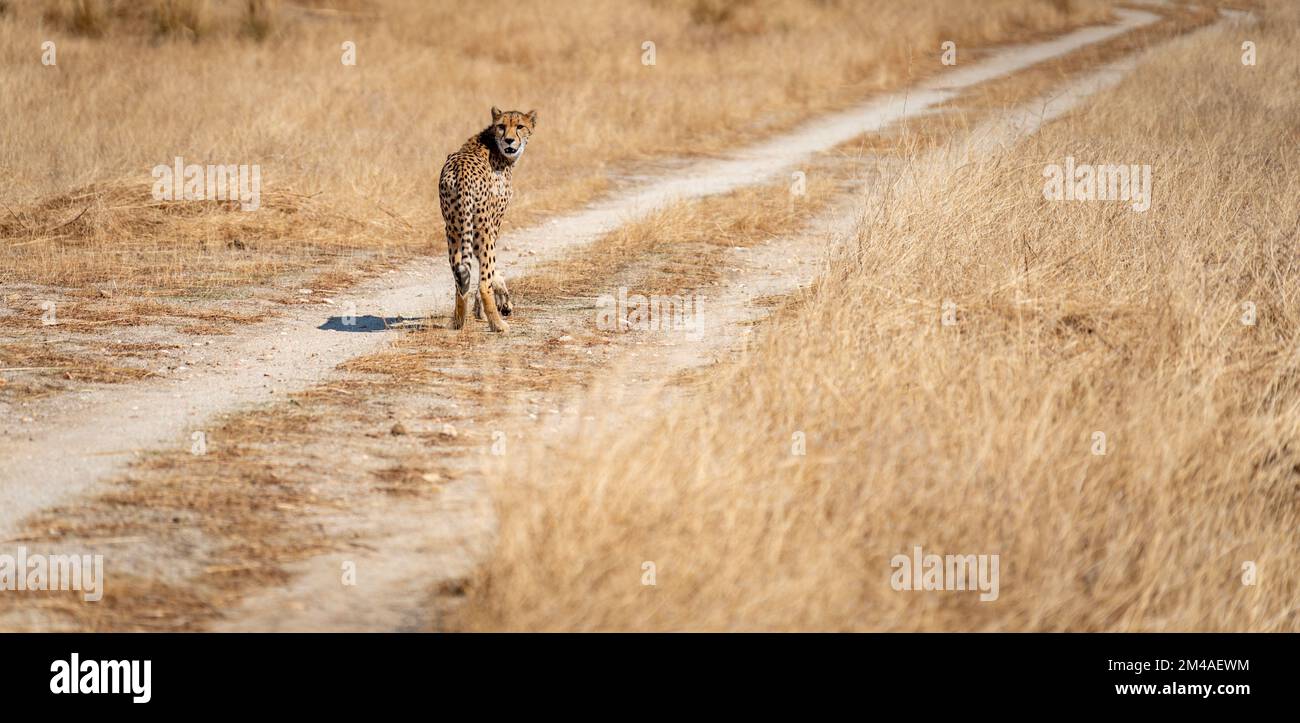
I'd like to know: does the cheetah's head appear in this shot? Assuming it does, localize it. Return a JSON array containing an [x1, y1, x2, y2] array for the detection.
[[490, 106, 537, 163]]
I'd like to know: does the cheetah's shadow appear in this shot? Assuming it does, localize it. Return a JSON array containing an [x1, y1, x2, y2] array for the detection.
[[318, 315, 416, 332]]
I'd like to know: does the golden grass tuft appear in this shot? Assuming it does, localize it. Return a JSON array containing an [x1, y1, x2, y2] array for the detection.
[[0, 181, 409, 293], [0, 342, 155, 388], [153, 0, 209, 40], [240, 0, 277, 42], [66, 0, 108, 37]]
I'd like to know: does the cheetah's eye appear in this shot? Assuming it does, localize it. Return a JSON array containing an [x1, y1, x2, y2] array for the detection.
[[515, 125, 524, 131], [496, 124, 506, 133]]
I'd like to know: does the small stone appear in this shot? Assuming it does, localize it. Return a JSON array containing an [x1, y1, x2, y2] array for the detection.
[[298, 288, 312, 295], [390, 422, 407, 436], [440, 423, 458, 439], [421, 472, 443, 484]]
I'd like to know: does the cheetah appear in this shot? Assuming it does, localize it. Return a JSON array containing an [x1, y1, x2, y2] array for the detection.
[[438, 106, 537, 333]]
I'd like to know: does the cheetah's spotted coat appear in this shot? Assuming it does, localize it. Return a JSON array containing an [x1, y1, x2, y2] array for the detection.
[[438, 106, 537, 332]]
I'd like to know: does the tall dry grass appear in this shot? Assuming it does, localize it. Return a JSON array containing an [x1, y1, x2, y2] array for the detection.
[[453, 2, 1300, 631], [0, 0, 1110, 291]]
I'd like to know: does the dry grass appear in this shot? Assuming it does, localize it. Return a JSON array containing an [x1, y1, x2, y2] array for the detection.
[[240, 0, 278, 42], [0, 0, 1113, 403], [2, 0, 1111, 292], [13, 0, 1276, 633], [0, 341, 154, 385], [453, 1, 1300, 631], [153, 0, 210, 40], [859, 1, 1217, 159], [0, 182, 403, 292]]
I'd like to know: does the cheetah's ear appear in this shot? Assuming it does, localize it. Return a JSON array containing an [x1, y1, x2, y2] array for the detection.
[[491, 106, 503, 122], [526, 109, 538, 127]]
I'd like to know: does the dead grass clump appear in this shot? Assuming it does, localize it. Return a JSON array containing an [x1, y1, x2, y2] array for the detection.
[[40, 0, 156, 37], [153, 0, 209, 40], [372, 465, 446, 497], [36, 0, 288, 40], [0, 342, 155, 385], [1, 181, 409, 293], [178, 321, 231, 335], [66, 0, 107, 37], [240, 0, 276, 41], [8, 576, 219, 632]]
